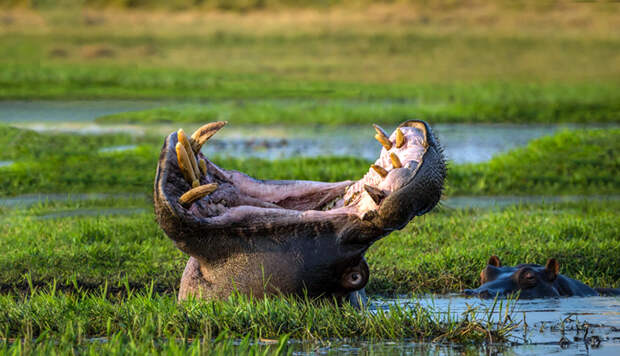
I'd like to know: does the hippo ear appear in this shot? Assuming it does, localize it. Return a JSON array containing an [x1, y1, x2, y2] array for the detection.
[[544, 258, 560, 281], [488, 255, 501, 267]]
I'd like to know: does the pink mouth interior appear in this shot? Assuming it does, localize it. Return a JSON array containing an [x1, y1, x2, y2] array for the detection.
[[182, 125, 427, 221]]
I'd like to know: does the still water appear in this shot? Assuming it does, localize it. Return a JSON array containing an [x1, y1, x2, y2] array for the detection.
[[282, 296, 620, 355], [1, 100, 613, 164]]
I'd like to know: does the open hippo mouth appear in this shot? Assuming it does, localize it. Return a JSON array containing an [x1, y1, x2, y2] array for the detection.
[[154, 120, 446, 302]]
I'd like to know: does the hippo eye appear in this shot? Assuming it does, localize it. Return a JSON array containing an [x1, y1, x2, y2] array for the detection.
[[346, 272, 363, 287], [341, 267, 368, 291]]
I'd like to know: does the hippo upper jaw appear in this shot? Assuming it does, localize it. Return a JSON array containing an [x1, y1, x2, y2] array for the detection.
[[153, 120, 445, 299]]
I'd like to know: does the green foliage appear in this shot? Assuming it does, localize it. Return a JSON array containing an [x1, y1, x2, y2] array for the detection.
[[2, 6, 620, 124], [0, 125, 157, 195]]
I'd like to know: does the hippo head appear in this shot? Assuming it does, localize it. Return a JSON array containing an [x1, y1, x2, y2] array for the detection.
[[464, 256, 563, 299], [153, 120, 446, 302]]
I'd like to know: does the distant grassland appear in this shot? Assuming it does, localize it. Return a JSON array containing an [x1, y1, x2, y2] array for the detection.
[[0, 125, 618, 196], [1, 3, 620, 123]]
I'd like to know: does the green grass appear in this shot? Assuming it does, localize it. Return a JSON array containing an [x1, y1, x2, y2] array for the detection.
[[94, 90, 620, 125], [369, 200, 620, 294], [0, 290, 516, 353], [2, 333, 292, 355], [1, 198, 618, 294], [0, 125, 618, 197], [447, 128, 620, 196]]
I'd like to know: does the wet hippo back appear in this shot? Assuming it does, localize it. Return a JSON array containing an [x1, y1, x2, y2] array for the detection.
[[464, 256, 600, 299]]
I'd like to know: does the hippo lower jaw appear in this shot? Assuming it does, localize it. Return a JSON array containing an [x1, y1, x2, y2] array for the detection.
[[154, 120, 446, 301]]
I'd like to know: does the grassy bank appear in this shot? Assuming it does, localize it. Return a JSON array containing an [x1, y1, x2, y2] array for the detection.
[[94, 90, 620, 125], [1, 198, 618, 294], [0, 125, 618, 197], [447, 128, 620, 196]]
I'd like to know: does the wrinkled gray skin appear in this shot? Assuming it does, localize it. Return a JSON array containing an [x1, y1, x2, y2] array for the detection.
[[154, 120, 446, 303], [464, 256, 620, 299]]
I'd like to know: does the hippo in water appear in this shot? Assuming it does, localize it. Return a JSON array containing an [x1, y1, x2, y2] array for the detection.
[[154, 120, 446, 304], [464, 255, 620, 299]]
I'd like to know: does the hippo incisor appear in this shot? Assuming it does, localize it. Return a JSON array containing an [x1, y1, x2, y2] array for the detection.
[[154, 120, 446, 304]]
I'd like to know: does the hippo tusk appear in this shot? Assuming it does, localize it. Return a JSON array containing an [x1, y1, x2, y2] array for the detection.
[[395, 128, 405, 148], [191, 121, 227, 153], [370, 164, 388, 178], [175, 142, 199, 188], [179, 183, 218, 208], [373, 124, 393, 150], [198, 159, 207, 176], [178, 129, 201, 179], [390, 152, 402, 169], [364, 184, 386, 205]]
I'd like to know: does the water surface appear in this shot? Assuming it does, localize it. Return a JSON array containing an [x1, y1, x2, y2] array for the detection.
[[357, 295, 620, 356], [2, 100, 614, 163]]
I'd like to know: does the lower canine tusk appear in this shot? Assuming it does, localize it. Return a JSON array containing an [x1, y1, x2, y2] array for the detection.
[[191, 121, 227, 153], [179, 183, 218, 208], [373, 124, 393, 150], [176, 142, 197, 184], [178, 129, 201, 179]]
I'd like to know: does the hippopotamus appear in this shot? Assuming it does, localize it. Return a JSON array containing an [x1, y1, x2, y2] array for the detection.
[[464, 255, 620, 299], [154, 120, 446, 304]]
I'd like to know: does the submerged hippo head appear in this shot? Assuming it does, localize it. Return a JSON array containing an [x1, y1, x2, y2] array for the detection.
[[154, 120, 446, 302], [464, 255, 599, 299]]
